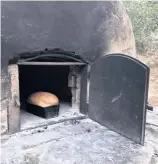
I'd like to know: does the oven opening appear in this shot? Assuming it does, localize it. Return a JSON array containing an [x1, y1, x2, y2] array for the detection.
[[18, 64, 82, 130]]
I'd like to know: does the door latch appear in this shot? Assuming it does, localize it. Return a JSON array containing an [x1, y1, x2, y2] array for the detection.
[[146, 102, 153, 111]]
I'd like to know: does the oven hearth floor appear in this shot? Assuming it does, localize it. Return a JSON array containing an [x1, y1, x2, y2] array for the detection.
[[20, 102, 84, 130]]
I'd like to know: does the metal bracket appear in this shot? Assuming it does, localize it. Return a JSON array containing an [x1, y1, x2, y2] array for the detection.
[[146, 102, 153, 111]]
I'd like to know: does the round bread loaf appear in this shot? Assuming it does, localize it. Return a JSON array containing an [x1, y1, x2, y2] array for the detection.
[[28, 92, 59, 107]]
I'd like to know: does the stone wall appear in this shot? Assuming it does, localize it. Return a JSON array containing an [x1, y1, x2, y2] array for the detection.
[[68, 66, 81, 109], [1, 99, 8, 135], [1, 70, 10, 135]]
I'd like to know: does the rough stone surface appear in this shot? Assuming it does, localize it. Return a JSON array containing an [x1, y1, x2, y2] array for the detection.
[[0, 99, 8, 135], [1, 71, 10, 100], [1, 109, 158, 164], [68, 66, 81, 109], [1, 1, 136, 67], [1, 71, 10, 135], [7, 64, 20, 134]]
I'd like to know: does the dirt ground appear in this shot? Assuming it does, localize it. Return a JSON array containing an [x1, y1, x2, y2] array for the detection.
[[138, 54, 158, 107]]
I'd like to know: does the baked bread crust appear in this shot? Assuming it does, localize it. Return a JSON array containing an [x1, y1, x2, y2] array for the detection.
[[28, 92, 59, 107]]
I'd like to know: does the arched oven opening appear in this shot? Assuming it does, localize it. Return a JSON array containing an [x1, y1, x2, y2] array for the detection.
[[9, 48, 89, 130]]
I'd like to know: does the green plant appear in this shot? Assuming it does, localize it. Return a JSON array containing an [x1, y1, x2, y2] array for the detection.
[[124, 1, 158, 55]]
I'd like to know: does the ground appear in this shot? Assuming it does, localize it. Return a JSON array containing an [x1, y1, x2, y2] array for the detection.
[[138, 54, 158, 107], [1, 109, 158, 164]]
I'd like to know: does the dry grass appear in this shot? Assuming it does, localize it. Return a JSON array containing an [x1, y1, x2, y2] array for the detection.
[[138, 54, 158, 107]]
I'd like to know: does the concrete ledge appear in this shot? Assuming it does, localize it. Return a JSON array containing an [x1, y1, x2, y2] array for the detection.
[[1, 110, 158, 164]]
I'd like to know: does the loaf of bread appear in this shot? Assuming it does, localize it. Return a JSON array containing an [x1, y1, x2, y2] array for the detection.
[[28, 92, 59, 107]]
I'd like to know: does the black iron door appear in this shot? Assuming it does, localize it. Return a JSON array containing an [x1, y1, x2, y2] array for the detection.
[[88, 54, 149, 145]]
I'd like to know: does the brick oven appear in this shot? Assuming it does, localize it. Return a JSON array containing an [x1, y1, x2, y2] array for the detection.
[[1, 1, 152, 146]]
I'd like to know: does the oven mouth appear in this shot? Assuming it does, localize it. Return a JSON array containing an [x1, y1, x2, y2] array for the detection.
[[18, 64, 82, 128], [7, 48, 88, 132]]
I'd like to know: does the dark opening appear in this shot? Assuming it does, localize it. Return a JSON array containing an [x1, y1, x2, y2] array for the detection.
[[18, 65, 72, 109]]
